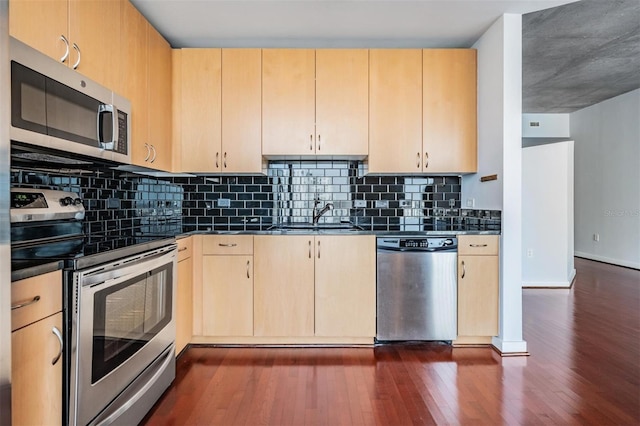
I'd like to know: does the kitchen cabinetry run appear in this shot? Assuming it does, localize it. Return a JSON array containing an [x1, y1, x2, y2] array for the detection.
[[10, 0, 121, 90], [194, 235, 254, 337], [254, 235, 376, 340], [455, 235, 499, 346], [11, 270, 63, 425], [176, 237, 193, 355], [121, 1, 172, 171], [262, 49, 369, 157]]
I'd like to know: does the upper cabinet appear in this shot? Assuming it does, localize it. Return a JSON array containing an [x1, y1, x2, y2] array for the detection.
[[423, 49, 477, 174], [10, 0, 122, 90], [120, 1, 172, 171], [369, 49, 423, 173], [262, 49, 369, 157]]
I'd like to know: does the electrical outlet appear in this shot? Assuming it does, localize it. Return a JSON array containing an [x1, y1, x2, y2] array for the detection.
[[466, 198, 475, 208], [217, 198, 231, 207], [527, 249, 534, 258], [593, 233, 600, 242], [399, 200, 411, 208], [354, 200, 366, 208]]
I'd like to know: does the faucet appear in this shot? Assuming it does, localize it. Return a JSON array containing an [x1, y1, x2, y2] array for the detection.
[[312, 197, 334, 224]]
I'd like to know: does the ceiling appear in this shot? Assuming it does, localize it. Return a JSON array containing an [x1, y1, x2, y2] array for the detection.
[[522, 0, 640, 113], [131, 0, 575, 48]]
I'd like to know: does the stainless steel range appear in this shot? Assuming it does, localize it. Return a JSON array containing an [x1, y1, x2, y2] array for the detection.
[[10, 188, 176, 425]]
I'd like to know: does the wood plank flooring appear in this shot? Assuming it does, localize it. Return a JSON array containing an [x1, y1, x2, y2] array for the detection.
[[143, 257, 640, 425]]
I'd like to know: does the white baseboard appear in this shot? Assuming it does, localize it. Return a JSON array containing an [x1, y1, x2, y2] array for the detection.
[[491, 336, 528, 355], [522, 268, 577, 288], [574, 252, 640, 270]]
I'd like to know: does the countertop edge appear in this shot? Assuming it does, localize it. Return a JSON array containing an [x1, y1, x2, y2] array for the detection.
[[11, 260, 64, 282]]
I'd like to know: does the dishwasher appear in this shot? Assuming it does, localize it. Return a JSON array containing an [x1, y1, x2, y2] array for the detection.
[[376, 236, 457, 342]]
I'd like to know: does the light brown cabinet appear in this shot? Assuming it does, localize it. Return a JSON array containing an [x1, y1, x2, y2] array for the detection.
[[423, 49, 477, 173], [10, 0, 122, 90], [195, 235, 254, 337], [176, 237, 193, 355], [254, 235, 376, 339], [11, 270, 63, 425], [121, 1, 172, 171], [455, 235, 499, 345], [262, 49, 369, 157]]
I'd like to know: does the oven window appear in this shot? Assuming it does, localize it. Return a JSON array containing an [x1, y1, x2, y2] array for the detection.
[[91, 263, 172, 384]]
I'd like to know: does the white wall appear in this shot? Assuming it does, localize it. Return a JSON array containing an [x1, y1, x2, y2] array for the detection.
[[463, 14, 527, 354], [522, 141, 575, 287], [522, 113, 570, 138], [571, 89, 640, 269]]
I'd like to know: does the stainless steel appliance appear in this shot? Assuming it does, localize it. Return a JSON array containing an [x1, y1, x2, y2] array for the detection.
[[9, 37, 130, 163], [10, 187, 176, 425], [376, 236, 458, 341]]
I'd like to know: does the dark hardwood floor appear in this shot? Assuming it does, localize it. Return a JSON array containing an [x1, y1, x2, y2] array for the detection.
[[143, 257, 640, 425]]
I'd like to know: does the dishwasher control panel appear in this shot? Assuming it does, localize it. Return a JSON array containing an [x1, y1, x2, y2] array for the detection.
[[377, 236, 457, 251]]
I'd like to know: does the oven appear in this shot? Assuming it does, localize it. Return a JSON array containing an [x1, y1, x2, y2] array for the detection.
[[69, 244, 176, 426], [10, 187, 177, 425]]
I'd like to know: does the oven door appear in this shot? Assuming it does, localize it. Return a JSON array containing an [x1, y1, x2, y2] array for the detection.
[[69, 245, 176, 426]]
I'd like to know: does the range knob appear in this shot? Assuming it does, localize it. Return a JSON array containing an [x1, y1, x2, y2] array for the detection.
[[60, 197, 74, 206]]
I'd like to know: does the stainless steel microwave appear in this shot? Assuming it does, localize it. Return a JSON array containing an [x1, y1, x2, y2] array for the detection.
[[9, 37, 131, 163]]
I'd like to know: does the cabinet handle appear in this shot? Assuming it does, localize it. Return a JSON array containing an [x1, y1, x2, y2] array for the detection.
[[223, 152, 227, 168], [424, 152, 429, 168], [416, 152, 421, 168], [308, 240, 311, 258], [72, 43, 81, 69], [310, 134, 313, 151], [215, 152, 219, 168], [143, 143, 151, 161], [246, 260, 250, 279], [461, 260, 466, 279], [11, 295, 41, 310], [318, 134, 321, 151], [317, 240, 321, 259], [52, 326, 63, 365], [218, 243, 237, 247], [178, 247, 188, 252], [60, 35, 70, 63], [470, 244, 488, 247], [149, 145, 157, 163]]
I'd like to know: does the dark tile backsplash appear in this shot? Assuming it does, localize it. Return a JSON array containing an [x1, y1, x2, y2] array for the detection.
[[10, 160, 500, 240]]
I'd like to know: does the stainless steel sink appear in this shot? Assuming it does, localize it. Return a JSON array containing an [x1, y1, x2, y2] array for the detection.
[[267, 223, 364, 233]]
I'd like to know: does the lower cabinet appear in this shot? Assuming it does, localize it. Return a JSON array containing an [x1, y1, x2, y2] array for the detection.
[[11, 270, 63, 425], [176, 237, 193, 355], [455, 235, 499, 345]]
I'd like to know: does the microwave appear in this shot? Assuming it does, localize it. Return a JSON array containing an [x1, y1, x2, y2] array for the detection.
[[9, 37, 130, 163]]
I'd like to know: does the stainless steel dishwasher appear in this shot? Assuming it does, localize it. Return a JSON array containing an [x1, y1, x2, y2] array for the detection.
[[376, 236, 457, 341]]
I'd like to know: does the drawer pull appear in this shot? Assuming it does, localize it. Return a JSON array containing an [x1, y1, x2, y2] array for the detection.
[[178, 247, 188, 252], [72, 43, 81, 69], [246, 260, 251, 279], [218, 243, 237, 247], [11, 295, 41, 310], [470, 244, 488, 247], [461, 260, 466, 279], [52, 327, 63, 365], [60, 35, 70, 63]]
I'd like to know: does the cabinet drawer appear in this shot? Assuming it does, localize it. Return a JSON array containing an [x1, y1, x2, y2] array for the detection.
[[177, 236, 193, 261], [458, 235, 499, 256], [203, 235, 253, 255], [12, 270, 62, 332]]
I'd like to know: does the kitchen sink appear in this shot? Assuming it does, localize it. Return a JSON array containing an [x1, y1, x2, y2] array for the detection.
[[267, 223, 364, 233]]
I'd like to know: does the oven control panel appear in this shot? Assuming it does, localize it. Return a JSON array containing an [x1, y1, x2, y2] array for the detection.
[[10, 188, 85, 222]]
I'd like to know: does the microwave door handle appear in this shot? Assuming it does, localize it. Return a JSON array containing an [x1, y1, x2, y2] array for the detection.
[[97, 104, 117, 150]]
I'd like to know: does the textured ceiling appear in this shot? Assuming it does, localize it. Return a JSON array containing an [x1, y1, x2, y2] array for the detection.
[[522, 0, 640, 113]]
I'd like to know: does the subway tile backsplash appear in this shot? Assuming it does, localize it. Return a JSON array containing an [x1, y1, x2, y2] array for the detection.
[[10, 160, 500, 238]]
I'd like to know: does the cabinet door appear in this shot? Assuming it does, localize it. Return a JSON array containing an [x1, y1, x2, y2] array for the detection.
[[121, 0, 149, 167], [315, 49, 369, 156], [176, 256, 193, 354], [222, 49, 263, 173], [180, 49, 222, 172], [369, 49, 423, 173], [262, 49, 315, 156], [254, 236, 315, 337], [423, 49, 477, 173], [9, 0, 68, 62], [69, 0, 121, 89], [458, 255, 499, 337], [12, 312, 63, 426], [202, 256, 253, 336], [315, 235, 376, 337], [148, 25, 173, 172]]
